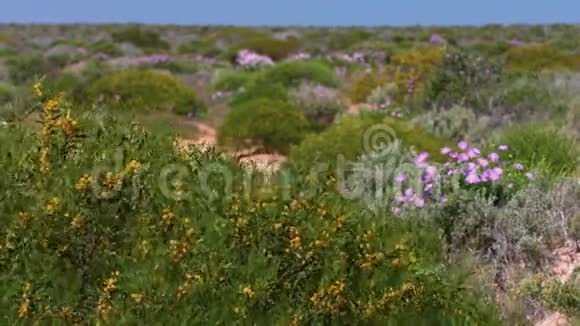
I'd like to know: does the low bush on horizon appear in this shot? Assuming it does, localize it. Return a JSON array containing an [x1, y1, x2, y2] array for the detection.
[[87, 70, 205, 116]]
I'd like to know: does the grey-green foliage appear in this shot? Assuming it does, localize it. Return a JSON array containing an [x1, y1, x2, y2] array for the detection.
[[340, 140, 416, 215], [413, 104, 477, 141], [366, 83, 398, 107], [438, 178, 579, 270], [289, 82, 345, 131]]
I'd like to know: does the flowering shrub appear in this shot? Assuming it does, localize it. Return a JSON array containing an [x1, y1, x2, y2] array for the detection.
[[290, 82, 346, 131], [0, 87, 499, 323], [429, 34, 447, 44], [87, 70, 205, 116], [391, 140, 534, 214], [235, 49, 274, 67], [366, 83, 398, 110]]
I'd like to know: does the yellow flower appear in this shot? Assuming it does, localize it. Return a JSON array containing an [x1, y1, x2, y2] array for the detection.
[[76, 174, 94, 192], [18, 298, 30, 319], [32, 81, 43, 97], [161, 208, 174, 226], [125, 160, 141, 174], [70, 215, 83, 229], [241, 285, 255, 299], [130, 292, 144, 304], [46, 197, 61, 214]]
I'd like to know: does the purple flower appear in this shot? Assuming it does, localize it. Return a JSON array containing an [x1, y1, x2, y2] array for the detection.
[[467, 147, 481, 158], [430, 33, 447, 44], [396, 195, 407, 203], [236, 49, 274, 66], [514, 163, 524, 171], [392, 207, 401, 215], [441, 147, 452, 155], [457, 153, 470, 163], [526, 172, 535, 180], [439, 195, 448, 203], [498, 145, 509, 151], [457, 141, 469, 151], [415, 152, 430, 167], [449, 152, 458, 159], [481, 169, 500, 183], [404, 188, 414, 197], [414, 197, 425, 208], [488, 152, 500, 163], [447, 169, 458, 176], [425, 166, 437, 176], [465, 173, 481, 184], [477, 158, 489, 168], [396, 173, 407, 183]]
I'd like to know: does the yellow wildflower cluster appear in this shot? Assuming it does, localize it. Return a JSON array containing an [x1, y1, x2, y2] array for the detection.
[[32, 81, 43, 98], [309, 279, 347, 315], [102, 172, 122, 191], [124, 160, 141, 175], [45, 197, 61, 215], [97, 271, 120, 319], [130, 292, 144, 304], [18, 211, 31, 225], [177, 272, 203, 299], [18, 282, 32, 319], [288, 226, 302, 251], [76, 174, 94, 192], [35, 88, 80, 174], [240, 285, 256, 299], [168, 239, 191, 263], [161, 208, 174, 226]]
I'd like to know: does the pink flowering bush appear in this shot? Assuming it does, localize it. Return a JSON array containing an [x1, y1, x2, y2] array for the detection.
[[235, 49, 274, 67], [392, 141, 534, 213]]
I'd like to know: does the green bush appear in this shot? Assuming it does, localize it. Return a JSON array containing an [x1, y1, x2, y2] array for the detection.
[[229, 83, 290, 107], [504, 45, 580, 71], [6, 55, 69, 84], [254, 61, 339, 89], [88, 40, 123, 57], [0, 93, 500, 324], [350, 73, 384, 104], [498, 124, 578, 175], [87, 70, 205, 116], [178, 39, 221, 57], [0, 81, 17, 104], [111, 26, 170, 51], [289, 113, 449, 173], [219, 98, 308, 153], [234, 36, 301, 61], [211, 69, 257, 92]]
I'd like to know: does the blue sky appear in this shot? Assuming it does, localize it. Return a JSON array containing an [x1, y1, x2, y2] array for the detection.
[[1, 0, 579, 26]]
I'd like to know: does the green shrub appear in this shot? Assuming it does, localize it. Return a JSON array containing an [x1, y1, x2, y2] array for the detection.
[[6, 55, 69, 84], [0, 81, 17, 104], [504, 45, 580, 71], [111, 26, 170, 51], [498, 124, 578, 175], [254, 61, 339, 89], [87, 70, 205, 116], [350, 73, 383, 104], [229, 83, 289, 107], [211, 69, 257, 92], [289, 114, 449, 173], [234, 36, 301, 61], [412, 104, 477, 142], [178, 39, 221, 57], [88, 40, 123, 57], [516, 274, 580, 316], [219, 98, 308, 153], [328, 29, 374, 51]]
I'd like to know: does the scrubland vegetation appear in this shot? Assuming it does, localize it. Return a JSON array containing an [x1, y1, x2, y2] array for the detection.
[[0, 24, 578, 325]]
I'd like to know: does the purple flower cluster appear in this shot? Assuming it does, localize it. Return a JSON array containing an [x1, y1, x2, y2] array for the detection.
[[391, 141, 534, 214], [236, 49, 274, 67], [107, 54, 172, 68], [429, 34, 447, 44]]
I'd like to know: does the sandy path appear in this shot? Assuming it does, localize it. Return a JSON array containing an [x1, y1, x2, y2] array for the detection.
[[177, 120, 286, 172]]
